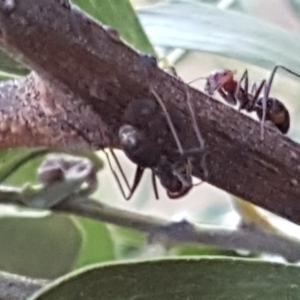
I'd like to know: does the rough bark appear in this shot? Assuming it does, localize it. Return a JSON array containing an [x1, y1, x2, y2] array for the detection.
[[0, 0, 300, 225]]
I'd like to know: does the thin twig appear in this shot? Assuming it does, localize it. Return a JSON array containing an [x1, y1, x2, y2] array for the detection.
[[0, 187, 300, 262]]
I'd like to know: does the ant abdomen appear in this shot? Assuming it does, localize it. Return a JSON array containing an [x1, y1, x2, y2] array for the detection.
[[153, 162, 193, 199], [255, 97, 290, 134]]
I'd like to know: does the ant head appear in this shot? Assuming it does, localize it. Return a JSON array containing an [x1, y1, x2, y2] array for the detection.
[[155, 162, 193, 199], [205, 69, 235, 95], [256, 97, 290, 134]]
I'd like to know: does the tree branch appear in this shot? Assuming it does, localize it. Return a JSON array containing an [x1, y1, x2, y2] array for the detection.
[[0, 186, 300, 262], [0, 0, 300, 226]]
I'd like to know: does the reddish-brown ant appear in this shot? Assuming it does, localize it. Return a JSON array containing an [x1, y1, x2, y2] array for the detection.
[[194, 65, 300, 136]]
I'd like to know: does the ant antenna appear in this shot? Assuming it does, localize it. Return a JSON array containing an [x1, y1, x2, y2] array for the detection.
[[188, 70, 238, 86], [188, 77, 207, 85], [184, 84, 205, 150], [151, 88, 185, 155], [262, 65, 300, 139], [151, 86, 208, 183]]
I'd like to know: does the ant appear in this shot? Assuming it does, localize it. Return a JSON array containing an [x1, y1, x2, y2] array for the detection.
[[63, 95, 200, 201], [193, 65, 300, 136], [118, 87, 206, 200]]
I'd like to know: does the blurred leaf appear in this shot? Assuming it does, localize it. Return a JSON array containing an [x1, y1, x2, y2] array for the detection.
[[0, 49, 28, 78], [170, 244, 257, 258], [139, 1, 300, 72], [289, 0, 300, 17], [31, 257, 300, 299], [0, 148, 48, 185], [73, 0, 155, 54], [108, 225, 146, 259], [73, 218, 116, 269], [0, 214, 82, 279]]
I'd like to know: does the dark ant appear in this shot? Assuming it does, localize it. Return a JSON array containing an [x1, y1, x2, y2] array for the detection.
[[119, 99, 191, 200], [64, 95, 200, 201], [67, 49, 207, 200], [193, 65, 300, 136], [118, 87, 206, 200]]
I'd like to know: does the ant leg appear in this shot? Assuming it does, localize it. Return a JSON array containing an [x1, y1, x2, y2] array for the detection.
[[236, 69, 248, 94], [249, 79, 266, 112], [106, 153, 146, 200], [251, 82, 257, 94], [106, 155, 146, 201], [236, 69, 249, 111], [151, 171, 159, 200], [151, 87, 205, 155], [151, 88, 184, 155], [104, 150, 148, 201], [61, 122, 132, 197], [103, 150, 128, 199], [184, 85, 205, 150], [125, 166, 145, 200], [218, 89, 233, 104], [108, 148, 131, 191], [250, 79, 266, 138]]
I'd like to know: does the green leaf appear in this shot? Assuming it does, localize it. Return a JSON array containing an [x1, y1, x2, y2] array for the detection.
[[30, 257, 300, 299], [0, 49, 28, 78], [73, 217, 116, 269], [108, 225, 145, 259], [0, 214, 82, 279], [170, 244, 257, 258], [138, 1, 300, 71], [0, 148, 48, 185], [72, 0, 155, 54], [289, 0, 300, 17]]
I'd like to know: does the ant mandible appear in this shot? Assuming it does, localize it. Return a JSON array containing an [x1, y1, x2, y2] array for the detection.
[[195, 65, 300, 136]]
